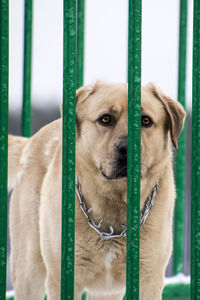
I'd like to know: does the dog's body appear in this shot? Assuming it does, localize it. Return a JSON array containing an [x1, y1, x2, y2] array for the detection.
[[8, 82, 185, 300]]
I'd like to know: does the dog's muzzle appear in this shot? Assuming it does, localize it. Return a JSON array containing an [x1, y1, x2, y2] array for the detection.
[[116, 140, 127, 177], [101, 140, 127, 180]]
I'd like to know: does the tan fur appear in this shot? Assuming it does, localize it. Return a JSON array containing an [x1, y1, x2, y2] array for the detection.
[[9, 82, 185, 300], [8, 135, 28, 189]]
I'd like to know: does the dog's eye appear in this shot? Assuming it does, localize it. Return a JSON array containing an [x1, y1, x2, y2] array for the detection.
[[98, 114, 114, 126], [141, 116, 153, 127]]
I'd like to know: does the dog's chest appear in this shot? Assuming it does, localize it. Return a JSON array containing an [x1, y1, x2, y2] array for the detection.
[[103, 249, 126, 287], [102, 251, 117, 288], [104, 251, 117, 271]]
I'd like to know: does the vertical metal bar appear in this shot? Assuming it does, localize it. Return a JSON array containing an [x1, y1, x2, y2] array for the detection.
[[61, 0, 77, 299], [81, 292, 87, 300], [0, 0, 9, 299], [126, 0, 141, 299], [77, 0, 85, 88], [191, 0, 200, 298], [173, 0, 187, 275], [21, 0, 33, 137]]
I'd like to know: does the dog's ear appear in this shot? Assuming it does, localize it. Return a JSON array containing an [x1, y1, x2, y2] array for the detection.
[[76, 83, 96, 105], [148, 84, 186, 149], [60, 83, 96, 117]]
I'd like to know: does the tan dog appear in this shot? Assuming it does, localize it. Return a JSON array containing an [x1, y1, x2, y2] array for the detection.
[[8, 81, 185, 300]]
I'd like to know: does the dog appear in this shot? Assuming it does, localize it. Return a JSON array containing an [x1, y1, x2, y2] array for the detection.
[[8, 81, 185, 300]]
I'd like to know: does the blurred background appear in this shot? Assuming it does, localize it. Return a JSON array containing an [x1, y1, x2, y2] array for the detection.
[[8, 0, 192, 297]]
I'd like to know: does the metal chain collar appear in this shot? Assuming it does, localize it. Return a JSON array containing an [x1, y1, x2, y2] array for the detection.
[[140, 182, 158, 227], [75, 176, 158, 240]]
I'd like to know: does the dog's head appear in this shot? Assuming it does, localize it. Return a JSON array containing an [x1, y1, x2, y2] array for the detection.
[[75, 81, 185, 183]]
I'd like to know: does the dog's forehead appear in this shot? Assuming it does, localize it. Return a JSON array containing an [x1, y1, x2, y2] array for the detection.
[[81, 83, 166, 123], [88, 84, 128, 114]]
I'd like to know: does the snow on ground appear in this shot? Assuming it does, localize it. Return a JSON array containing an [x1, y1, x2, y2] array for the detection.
[[164, 273, 190, 285]]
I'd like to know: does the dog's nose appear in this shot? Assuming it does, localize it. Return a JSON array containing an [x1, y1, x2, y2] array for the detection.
[[117, 141, 127, 159]]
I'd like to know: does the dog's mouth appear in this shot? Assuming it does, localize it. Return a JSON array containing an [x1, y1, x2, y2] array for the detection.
[[101, 166, 127, 180], [116, 166, 127, 178]]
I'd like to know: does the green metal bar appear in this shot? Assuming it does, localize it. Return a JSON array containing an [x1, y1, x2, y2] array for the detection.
[[81, 292, 87, 300], [0, 0, 9, 299], [77, 0, 85, 88], [162, 283, 190, 299], [173, 0, 187, 275], [126, 0, 141, 299], [21, 0, 33, 137], [61, 0, 77, 299], [191, 0, 200, 299]]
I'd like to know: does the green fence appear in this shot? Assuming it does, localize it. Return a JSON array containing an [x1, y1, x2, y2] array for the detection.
[[0, 1, 9, 300], [0, 0, 198, 299]]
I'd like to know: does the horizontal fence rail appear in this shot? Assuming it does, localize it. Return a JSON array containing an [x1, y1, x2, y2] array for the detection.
[[0, 1, 9, 300], [163, 282, 190, 298]]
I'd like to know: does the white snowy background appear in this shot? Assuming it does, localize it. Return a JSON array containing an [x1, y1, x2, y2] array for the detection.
[[9, 0, 193, 112]]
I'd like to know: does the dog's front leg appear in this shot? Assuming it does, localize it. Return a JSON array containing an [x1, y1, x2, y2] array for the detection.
[[139, 272, 164, 300], [87, 291, 125, 300], [45, 273, 61, 300], [46, 278, 83, 300]]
